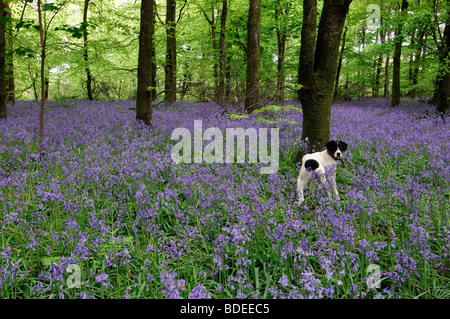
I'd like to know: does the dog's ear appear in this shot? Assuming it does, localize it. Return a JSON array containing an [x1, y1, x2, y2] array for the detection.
[[339, 141, 348, 152], [325, 140, 337, 152]]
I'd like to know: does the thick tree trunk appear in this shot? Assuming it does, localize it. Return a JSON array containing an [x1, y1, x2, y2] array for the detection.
[[391, 0, 408, 107], [165, 0, 177, 104], [298, 0, 352, 154], [334, 26, 347, 100], [136, 0, 154, 126], [217, 0, 228, 103], [83, 0, 93, 100], [436, 16, 450, 113], [0, 0, 6, 119], [275, 0, 286, 103], [245, 0, 262, 113]]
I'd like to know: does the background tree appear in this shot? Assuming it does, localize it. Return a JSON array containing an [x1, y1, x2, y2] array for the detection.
[[83, 0, 93, 100], [36, 0, 67, 152], [245, 0, 261, 113], [391, 0, 408, 107], [136, 0, 154, 126], [165, 0, 177, 104], [435, 10, 450, 113], [0, 0, 6, 120]]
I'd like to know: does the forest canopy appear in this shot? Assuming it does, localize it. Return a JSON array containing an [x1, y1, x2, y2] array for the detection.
[[2, 0, 448, 103]]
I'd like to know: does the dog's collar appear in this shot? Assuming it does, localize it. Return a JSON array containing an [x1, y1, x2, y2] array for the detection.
[[327, 149, 345, 168]]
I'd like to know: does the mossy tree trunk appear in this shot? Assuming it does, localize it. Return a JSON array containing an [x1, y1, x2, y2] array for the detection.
[[297, 0, 352, 157]]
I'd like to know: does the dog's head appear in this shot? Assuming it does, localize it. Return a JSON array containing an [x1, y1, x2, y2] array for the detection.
[[325, 140, 347, 160]]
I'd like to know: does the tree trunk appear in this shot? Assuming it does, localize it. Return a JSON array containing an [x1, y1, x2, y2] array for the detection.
[[245, 0, 262, 113], [136, 0, 154, 126], [151, 1, 156, 100], [5, 1, 14, 105], [37, 0, 45, 153], [44, 75, 49, 100], [165, 0, 176, 104], [298, 0, 352, 154], [203, 8, 219, 100], [384, 29, 390, 98], [334, 26, 347, 100], [411, 30, 425, 98], [436, 15, 450, 113], [83, 0, 93, 100], [373, 28, 383, 98], [391, 0, 408, 107], [217, 0, 228, 103], [275, 0, 287, 104], [0, 0, 6, 119]]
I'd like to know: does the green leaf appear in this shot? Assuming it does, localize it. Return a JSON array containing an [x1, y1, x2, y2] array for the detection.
[[42, 3, 61, 11]]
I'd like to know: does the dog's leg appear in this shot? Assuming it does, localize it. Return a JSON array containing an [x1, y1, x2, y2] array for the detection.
[[309, 179, 316, 194], [297, 169, 310, 206], [316, 171, 332, 201], [330, 172, 339, 201]]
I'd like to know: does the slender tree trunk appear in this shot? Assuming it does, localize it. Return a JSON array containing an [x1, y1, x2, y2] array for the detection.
[[5, 1, 14, 105], [0, 0, 6, 119], [411, 30, 425, 98], [83, 0, 93, 100], [151, 1, 156, 100], [136, 0, 154, 126], [436, 15, 450, 113], [203, 9, 219, 100], [391, 0, 408, 107], [384, 29, 390, 98], [245, 0, 262, 113], [225, 53, 231, 99], [37, 0, 45, 153], [373, 28, 384, 98], [44, 75, 49, 100], [275, 0, 286, 104], [165, 0, 176, 104], [217, 0, 228, 103], [334, 26, 347, 100], [298, 0, 352, 154]]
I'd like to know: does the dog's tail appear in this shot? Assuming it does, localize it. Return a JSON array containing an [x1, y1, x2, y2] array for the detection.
[[304, 159, 319, 172]]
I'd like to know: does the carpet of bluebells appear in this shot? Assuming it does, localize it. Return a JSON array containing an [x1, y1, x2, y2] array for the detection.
[[0, 98, 449, 299]]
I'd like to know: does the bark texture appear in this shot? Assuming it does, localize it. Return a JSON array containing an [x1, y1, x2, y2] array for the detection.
[[298, 0, 352, 154], [391, 0, 408, 107], [165, 0, 177, 104], [245, 0, 262, 113], [0, 0, 6, 119], [83, 0, 93, 100], [136, 0, 154, 126]]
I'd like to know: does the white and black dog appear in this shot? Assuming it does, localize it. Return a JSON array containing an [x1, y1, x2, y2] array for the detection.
[[297, 140, 347, 206]]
